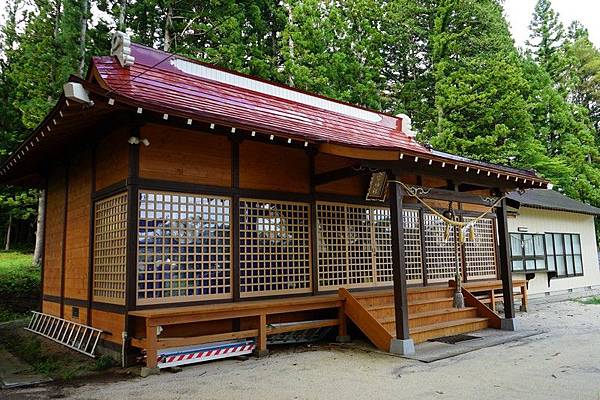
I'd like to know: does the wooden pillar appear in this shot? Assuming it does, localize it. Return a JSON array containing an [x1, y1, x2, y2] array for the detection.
[[145, 322, 158, 369], [520, 284, 528, 312], [308, 150, 319, 295], [231, 139, 240, 302], [125, 129, 140, 313], [257, 313, 268, 356], [124, 125, 141, 366], [496, 198, 515, 320], [59, 161, 70, 318], [388, 177, 410, 341], [39, 183, 48, 313], [86, 143, 97, 325]]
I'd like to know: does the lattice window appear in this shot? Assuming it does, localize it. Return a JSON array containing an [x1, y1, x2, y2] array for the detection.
[[463, 217, 498, 279], [403, 210, 423, 284], [239, 199, 311, 297], [93, 193, 128, 305], [423, 212, 461, 283], [137, 191, 231, 304], [317, 203, 348, 288], [317, 203, 423, 290], [347, 206, 375, 286], [372, 208, 423, 285], [373, 208, 392, 284]]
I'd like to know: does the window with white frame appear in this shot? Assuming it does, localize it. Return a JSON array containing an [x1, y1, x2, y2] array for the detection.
[[510, 233, 546, 272], [545, 233, 583, 277]]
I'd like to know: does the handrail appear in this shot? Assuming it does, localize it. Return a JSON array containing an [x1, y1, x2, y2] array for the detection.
[[338, 288, 393, 352], [461, 289, 501, 329]]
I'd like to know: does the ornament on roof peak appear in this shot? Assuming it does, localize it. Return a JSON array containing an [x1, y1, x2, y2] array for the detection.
[[396, 113, 417, 138], [111, 31, 135, 67]]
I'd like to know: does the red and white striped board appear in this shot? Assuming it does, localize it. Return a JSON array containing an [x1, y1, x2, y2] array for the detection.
[[156, 340, 256, 369]]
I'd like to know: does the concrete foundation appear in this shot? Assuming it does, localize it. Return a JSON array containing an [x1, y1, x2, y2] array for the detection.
[[501, 318, 520, 331], [336, 335, 352, 343], [389, 338, 415, 355], [254, 349, 270, 358], [140, 367, 160, 378]]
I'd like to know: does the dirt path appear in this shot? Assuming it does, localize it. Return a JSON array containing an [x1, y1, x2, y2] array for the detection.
[[8, 300, 600, 400]]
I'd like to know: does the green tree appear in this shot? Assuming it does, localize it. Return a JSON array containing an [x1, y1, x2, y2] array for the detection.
[[526, 0, 565, 82], [424, 0, 559, 179], [562, 23, 600, 144], [281, 0, 385, 108]]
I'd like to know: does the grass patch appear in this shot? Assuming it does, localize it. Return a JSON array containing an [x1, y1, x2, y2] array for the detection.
[[0, 251, 36, 272], [0, 250, 40, 321], [0, 321, 119, 381], [577, 296, 600, 304]]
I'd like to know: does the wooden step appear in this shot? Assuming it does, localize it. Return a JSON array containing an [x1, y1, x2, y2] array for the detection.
[[365, 304, 395, 319], [353, 287, 456, 307], [409, 307, 479, 328], [366, 297, 457, 316], [407, 287, 455, 302], [409, 297, 455, 313], [406, 317, 490, 344], [378, 307, 479, 330]]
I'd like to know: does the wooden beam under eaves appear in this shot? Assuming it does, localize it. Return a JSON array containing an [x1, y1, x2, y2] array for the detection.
[[361, 159, 532, 190], [314, 165, 366, 186], [397, 184, 501, 206]]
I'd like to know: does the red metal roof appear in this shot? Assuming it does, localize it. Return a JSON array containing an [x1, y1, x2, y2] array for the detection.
[[0, 42, 546, 186], [92, 44, 430, 155]]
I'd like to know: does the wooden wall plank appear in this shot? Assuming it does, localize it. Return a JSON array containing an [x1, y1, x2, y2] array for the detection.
[[63, 305, 89, 325], [43, 166, 66, 297], [240, 141, 309, 193], [95, 129, 129, 190], [64, 148, 92, 301], [91, 309, 125, 344], [314, 153, 365, 196], [139, 125, 231, 186], [42, 300, 61, 317]]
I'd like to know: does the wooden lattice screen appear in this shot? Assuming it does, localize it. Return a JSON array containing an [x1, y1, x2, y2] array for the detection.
[[403, 210, 424, 284], [239, 199, 312, 297], [422, 212, 462, 283], [316, 202, 423, 290], [463, 217, 498, 280], [137, 191, 232, 304], [93, 193, 128, 305]]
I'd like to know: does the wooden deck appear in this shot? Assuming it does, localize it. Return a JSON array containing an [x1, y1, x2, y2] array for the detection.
[[450, 279, 529, 312], [129, 295, 342, 368], [129, 281, 526, 367]]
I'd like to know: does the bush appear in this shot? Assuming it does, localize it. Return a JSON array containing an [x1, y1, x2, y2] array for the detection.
[[93, 354, 117, 371], [0, 251, 40, 321]]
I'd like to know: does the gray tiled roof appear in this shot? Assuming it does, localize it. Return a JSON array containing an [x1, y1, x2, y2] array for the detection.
[[507, 189, 600, 216]]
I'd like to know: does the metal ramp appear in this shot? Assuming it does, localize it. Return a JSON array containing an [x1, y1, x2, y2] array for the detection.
[[156, 340, 255, 369], [25, 311, 103, 358]]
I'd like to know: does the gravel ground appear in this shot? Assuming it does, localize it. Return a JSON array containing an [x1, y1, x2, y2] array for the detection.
[[8, 299, 600, 400]]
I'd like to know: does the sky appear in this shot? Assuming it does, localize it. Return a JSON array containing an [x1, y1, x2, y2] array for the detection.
[[0, 0, 599, 48], [503, 0, 600, 47]]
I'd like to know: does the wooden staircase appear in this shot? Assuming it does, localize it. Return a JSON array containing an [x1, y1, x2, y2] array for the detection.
[[339, 286, 500, 352]]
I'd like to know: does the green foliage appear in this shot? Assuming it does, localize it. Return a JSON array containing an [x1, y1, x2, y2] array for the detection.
[[0, 251, 40, 320], [93, 354, 117, 370], [578, 297, 600, 305], [526, 0, 565, 81], [0, 323, 106, 380], [1, 0, 600, 245]]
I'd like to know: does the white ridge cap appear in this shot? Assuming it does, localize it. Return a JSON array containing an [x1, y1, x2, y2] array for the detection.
[[169, 58, 383, 124]]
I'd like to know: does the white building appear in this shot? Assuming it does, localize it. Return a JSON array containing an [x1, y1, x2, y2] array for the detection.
[[507, 189, 600, 300]]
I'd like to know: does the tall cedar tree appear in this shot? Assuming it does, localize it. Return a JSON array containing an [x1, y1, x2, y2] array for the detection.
[[2, 0, 600, 245], [526, 0, 565, 82]]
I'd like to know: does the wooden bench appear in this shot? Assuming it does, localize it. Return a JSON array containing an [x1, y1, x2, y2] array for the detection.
[[449, 279, 528, 313], [129, 295, 343, 368]]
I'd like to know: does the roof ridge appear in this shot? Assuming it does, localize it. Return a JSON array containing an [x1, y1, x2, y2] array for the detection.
[[125, 43, 404, 129]]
